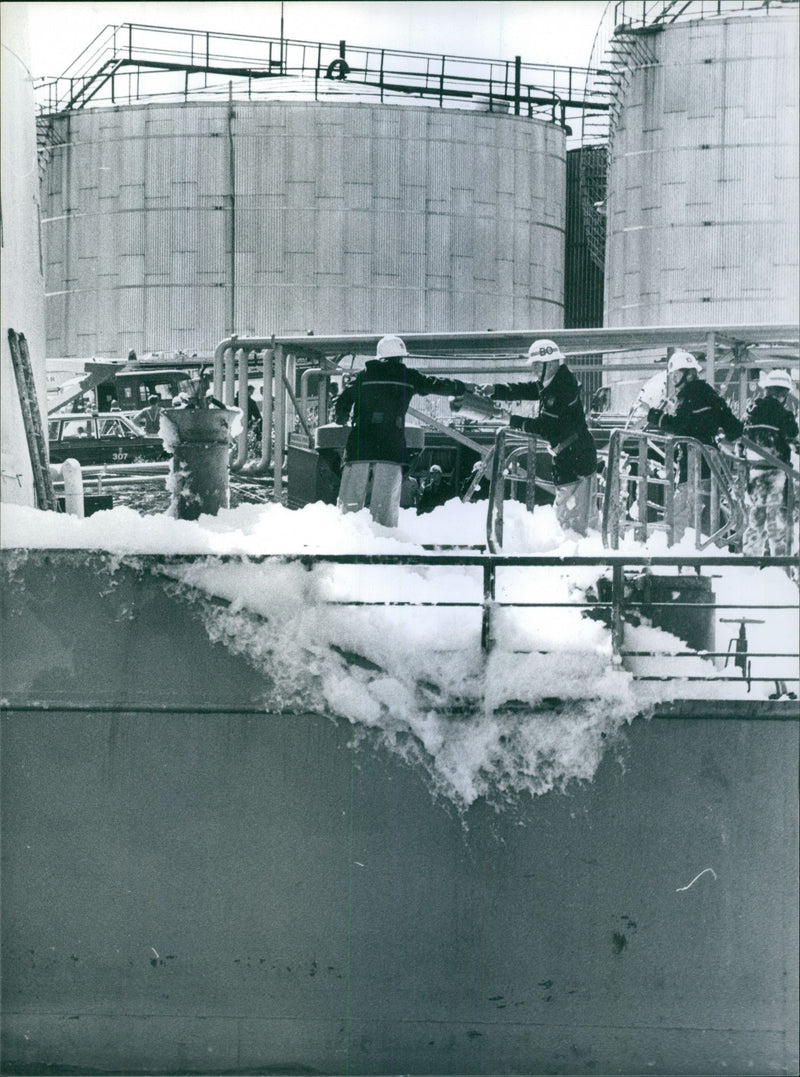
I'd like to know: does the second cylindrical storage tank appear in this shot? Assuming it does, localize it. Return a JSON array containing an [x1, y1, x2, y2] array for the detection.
[[41, 101, 566, 356], [604, 6, 799, 327]]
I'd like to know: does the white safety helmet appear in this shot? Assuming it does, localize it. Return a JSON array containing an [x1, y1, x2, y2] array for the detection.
[[376, 334, 408, 360], [666, 350, 701, 376], [526, 339, 565, 365], [762, 368, 794, 392]]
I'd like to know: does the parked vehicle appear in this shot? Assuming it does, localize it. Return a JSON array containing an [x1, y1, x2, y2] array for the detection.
[[48, 412, 169, 466], [98, 368, 197, 412], [48, 363, 199, 414]]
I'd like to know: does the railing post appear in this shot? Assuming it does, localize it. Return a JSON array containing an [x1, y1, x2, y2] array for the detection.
[[525, 436, 537, 513], [665, 439, 676, 546], [691, 443, 703, 546], [514, 55, 522, 115], [611, 563, 625, 660], [635, 435, 648, 542], [709, 469, 720, 539], [487, 429, 507, 553], [481, 561, 495, 653]]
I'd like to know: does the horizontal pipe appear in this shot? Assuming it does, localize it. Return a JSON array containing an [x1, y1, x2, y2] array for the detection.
[[2, 697, 797, 719], [29, 551, 793, 568], [214, 325, 799, 361]]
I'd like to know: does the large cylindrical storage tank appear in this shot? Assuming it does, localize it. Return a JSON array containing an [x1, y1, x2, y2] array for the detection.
[[41, 102, 566, 356], [604, 6, 799, 327], [1, 4, 47, 507]]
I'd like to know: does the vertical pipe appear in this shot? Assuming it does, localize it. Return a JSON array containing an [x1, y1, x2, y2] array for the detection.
[[273, 345, 286, 502], [226, 82, 236, 336], [706, 330, 716, 391], [514, 56, 522, 115], [213, 339, 233, 402], [738, 364, 747, 418], [280, 1, 285, 73], [229, 347, 249, 470], [224, 347, 236, 407], [317, 369, 328, 426], [261, 346, 274, 469]]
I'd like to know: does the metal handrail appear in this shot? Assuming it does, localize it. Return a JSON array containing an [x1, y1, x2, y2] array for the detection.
[[85, 550, 798, 682], [602, 429, 748, 549], [486, 427, 553, 553], [35, 22, 609, 129], [611, 0, 786, 31]]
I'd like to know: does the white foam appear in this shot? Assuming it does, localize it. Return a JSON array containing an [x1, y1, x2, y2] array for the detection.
[[3, 496, 796, 809]]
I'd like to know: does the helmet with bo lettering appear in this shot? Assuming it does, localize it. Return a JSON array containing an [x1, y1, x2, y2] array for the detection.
[[526, 339, 565, 365]]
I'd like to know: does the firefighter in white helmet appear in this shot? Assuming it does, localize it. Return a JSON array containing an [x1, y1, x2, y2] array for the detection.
[[333, 335, 466, 527], [741, 368, 799, 557], [489, 339, 598, 535], [647, 350, 743, 541]]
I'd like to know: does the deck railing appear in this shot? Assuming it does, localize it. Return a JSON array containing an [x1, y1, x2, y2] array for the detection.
[[35, 22, 609, 134], [150, 550, 799, 683]]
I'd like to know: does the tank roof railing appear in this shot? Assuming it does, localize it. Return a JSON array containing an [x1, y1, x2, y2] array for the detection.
[[35, 21, 610, 132], [611, 0, 796, 31]]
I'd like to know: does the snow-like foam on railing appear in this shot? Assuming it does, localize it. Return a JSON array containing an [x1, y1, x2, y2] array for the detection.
[[3, 496, 796, 809]]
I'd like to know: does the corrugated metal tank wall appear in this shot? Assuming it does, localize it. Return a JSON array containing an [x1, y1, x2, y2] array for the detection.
[[42, 102, 566, 357], [604, 8, 799, 327], [1, 4, 46, 506]]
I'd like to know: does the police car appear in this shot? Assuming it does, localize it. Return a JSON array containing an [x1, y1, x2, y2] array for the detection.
[[48, 412, 169, 466]]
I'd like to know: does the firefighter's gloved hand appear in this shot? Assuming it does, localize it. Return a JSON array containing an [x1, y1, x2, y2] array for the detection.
[[509, 413, 527, 431], [647, 407, 664, 427]]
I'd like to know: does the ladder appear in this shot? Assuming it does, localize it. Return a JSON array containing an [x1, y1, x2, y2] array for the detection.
[[7, 329, 59, 511]]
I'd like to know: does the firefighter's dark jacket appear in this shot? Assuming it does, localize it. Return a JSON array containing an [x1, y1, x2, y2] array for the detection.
[[492, 365, 597, 485], [648, 379, 743, 445], [743, 394, 799, 465], [334, 358, 465, 464], [647, 379, 744, 481]]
